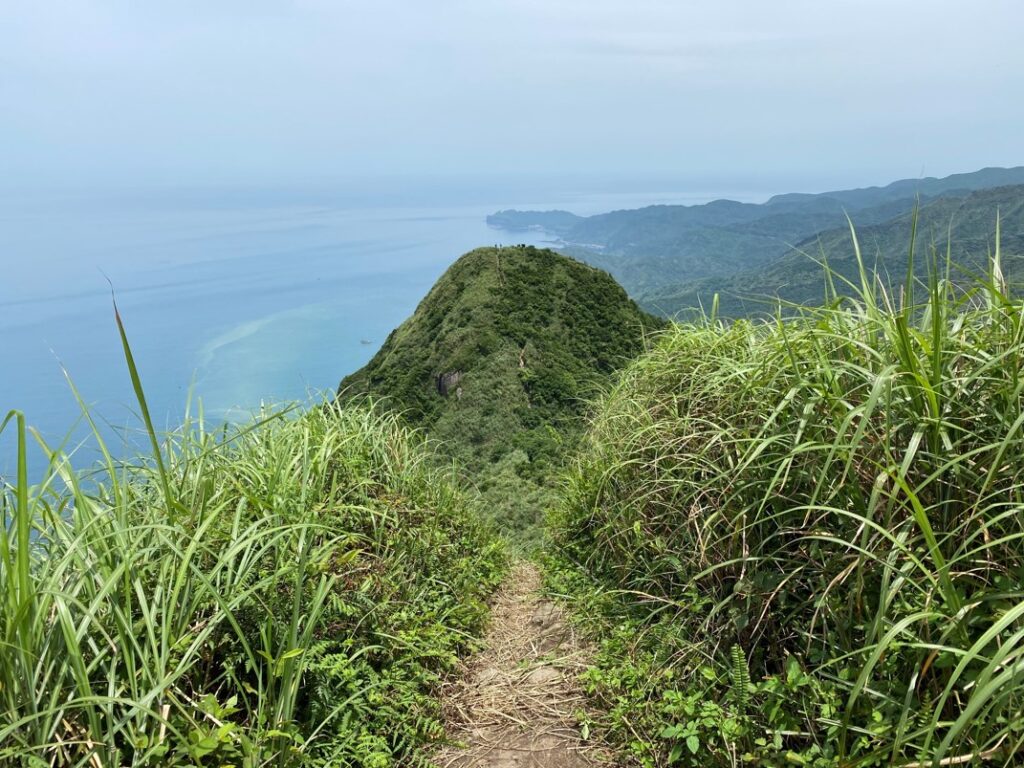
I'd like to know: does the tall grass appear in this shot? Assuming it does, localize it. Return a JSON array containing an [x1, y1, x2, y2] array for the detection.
[[0, 320, 504, 766], [551, 221, 1024, 766]]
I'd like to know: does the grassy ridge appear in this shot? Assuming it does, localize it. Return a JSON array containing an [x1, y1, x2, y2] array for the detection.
[[549, 230, 1024, 765], [1, 395, 504, 766], [340, 245, 662, 542]]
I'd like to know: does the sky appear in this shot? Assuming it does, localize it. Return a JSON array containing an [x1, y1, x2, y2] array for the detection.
[[2, 0, 1023, 191]]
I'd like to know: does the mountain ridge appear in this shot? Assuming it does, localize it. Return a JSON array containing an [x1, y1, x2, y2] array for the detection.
[[338, 245, 663, 539], [765, 165, 1024, 207], [644, 184, 1024, 317], [486, 166, 1024, 303]]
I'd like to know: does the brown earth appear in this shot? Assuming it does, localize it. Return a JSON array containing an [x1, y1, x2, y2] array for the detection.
[[432, 562, 615, 768]]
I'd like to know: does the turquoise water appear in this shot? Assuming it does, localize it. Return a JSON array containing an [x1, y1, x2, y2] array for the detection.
[[0, 178, 763, 474]]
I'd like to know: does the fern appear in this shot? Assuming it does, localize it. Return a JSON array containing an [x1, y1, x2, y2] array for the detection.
[[729, 645, 751, 715]]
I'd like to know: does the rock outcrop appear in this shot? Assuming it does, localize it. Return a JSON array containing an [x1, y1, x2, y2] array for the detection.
[[437, 371, 463, 398]]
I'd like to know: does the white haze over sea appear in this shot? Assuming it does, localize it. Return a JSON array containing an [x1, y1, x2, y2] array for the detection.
[[1, 175, 768, 475]]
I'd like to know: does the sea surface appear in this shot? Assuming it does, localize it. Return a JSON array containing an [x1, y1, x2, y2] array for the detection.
[[0, 176, 765, 476]]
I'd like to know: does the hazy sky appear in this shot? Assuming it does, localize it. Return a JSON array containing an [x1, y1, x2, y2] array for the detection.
[[3, 0, 1022, 190]]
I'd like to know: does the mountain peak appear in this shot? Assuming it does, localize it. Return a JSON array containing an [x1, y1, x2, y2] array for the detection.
[[339, 245, 663, 536]]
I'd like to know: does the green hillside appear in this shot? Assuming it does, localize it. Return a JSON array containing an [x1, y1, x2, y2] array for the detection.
[[645, 184, 1024, 317], [1, 399, 504, 767], [549, 261, 1024, 766], [487, 167, 1024, 299], [765, 164, 1024, 208], [10, 215, 1024, 768], [339, 245, 663, 540], [487, 209, 582, 236], [497, 196, 890, 294]]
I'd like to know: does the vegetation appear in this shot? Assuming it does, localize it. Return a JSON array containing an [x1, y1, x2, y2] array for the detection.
[[548, 224, 1024, 766], [488, 166, 1024, 306], [649, 185, 1024, 317], [486, 209, 582, 236], [0, 320, 505, 766], [9, 199, 1024, 768], [339, 245, 663, 543]]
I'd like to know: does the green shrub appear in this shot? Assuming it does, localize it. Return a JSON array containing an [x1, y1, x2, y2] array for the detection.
[[550, 222, 1024, 766]]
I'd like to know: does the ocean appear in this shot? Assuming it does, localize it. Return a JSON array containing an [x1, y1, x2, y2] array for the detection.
[[0, 176, 764, 475]]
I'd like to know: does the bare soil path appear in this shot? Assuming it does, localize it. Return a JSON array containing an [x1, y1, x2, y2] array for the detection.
[[433, 562, 613, 768]]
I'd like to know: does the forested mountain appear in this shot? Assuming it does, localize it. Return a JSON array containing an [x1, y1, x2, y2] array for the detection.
[[338, 245, 663, 538], [486, 209, 583, 235], [487, 166, 1024, 307], [765, 165, 1024, 208], [646, 184, 1024, 316]]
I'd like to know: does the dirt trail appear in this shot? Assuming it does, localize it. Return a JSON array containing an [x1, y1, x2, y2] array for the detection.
[[433, 562, 613, 768]]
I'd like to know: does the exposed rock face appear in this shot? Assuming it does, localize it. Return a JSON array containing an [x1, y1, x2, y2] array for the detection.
[[437, 371, 463, 397]]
